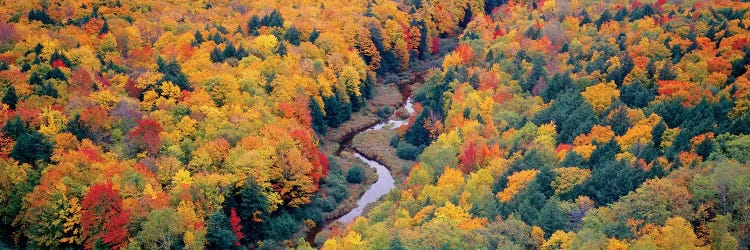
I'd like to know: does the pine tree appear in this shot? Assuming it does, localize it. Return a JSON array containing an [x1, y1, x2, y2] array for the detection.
[[192, 30, 204, 46], [581, 10, 592, 25], [206, 211, 236, 249], [10, 131, 52, 164], [39, 82, 59, 98], [323, 92, 351, 128], [210, 47, 224, 63], [275, 42, 287, 56], [1, 116, 29, 139], [283, 26, 301, 46], [238, 177, 269, 244], [99, 19, 109, 34], [236, 45, 248, 58], [223, 43, 236, 59], [310, 99, 327, 134], [156, 57, 191, 90], [404, 109, 431, 146], [459, 4, 473, 28], [2, 87, 17, 109], [418, 23, 429, 60], [390, 236, 406, 250], [309, 28, 320, 43]]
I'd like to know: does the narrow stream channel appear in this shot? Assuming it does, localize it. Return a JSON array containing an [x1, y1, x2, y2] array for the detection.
[[336, 97, 414, 224], [336, 152, 395, 224], [306, 78, 418, 246]]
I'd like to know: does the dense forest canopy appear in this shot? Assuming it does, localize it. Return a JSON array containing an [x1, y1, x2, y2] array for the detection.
[[325, 0, 750, 249], [0, 0, 749, 249]]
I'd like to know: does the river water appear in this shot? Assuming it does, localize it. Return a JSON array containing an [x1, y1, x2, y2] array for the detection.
[[335, 97, 413, 224]]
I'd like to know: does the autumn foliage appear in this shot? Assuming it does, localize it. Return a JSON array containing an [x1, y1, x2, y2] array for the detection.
[[81, 183, 129, 250], [1, 0, 750, 249]]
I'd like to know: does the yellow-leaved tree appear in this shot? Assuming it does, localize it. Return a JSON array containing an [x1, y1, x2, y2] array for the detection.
[[581, 81, 619, 114], [497, 170, 539, 202]]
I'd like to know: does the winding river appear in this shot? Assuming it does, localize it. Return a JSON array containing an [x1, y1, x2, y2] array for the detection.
[[306, 88, 416, 246], [336, 97, 415, 224]]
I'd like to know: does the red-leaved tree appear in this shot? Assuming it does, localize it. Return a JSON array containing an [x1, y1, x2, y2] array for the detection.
[[229, 208, 244, 246], [81, 182, 129, 250], [129, 118, 162, 156], [458, 141, 478, 174], [431, 37, 440, 54]]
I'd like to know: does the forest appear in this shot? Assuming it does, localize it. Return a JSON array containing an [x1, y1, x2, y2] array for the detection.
[[0, 0, 749, 249]]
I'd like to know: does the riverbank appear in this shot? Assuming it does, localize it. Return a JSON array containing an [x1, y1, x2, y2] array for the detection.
[[351, 129, 415, 185], [306, 38, 456, 246], [304, 82, 409, 246]]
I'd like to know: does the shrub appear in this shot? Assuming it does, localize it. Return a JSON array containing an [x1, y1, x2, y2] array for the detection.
[[396, 142, 420, 160], [390, 135, 400, 147], [346, 165, 365, 184], [376, 106, 393, 119]]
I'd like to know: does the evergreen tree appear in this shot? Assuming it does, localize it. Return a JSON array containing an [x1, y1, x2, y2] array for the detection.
[[192, 30, 204, 46], [323, 91, 351, 128], [156, 57, 191, 91], [589, 140, 621, 166], [46, 68, 66, 81], [309, 28, 320, 43], [536, 165, 555, 198], [210, 47, 224, 63], [613, 8, 628, 21], [361, 74, 374, 99], [523, 57, 546, 93], [49, 50, 71, 67], [595, 10, 611, 29], [459, 4, 473, 29], [99, 19, 109, 34], [584, 159, 645, 205], [223, 43, 236, 59], [605, 106, 631, 136], [620, 80, 655, 108], [28, 9, 54, 25], [10, 131, 53, 164], [1, 116, 29, 139], [731, 48, 750, 78], [66, 114, 91, 140], [418, 23, 429, 60], [283, 26, 301, 46], [237, 178, 270, 245], [658, 61, 677, 80], [310, 99, 327, 134], [206, 212, 237, 250], [534, 198, 568, 237], [211, 32, 225, 44], [262, 211, 296, 240], [275, 42, 287, 56], [261, 10, 284, 28], [236, 45, 248, 58], [671, 44, 683, 64], [560, 151, 585, 167], [403, 109, 432, 146], [484, 0, 508, 14], [247, 15, 261, 36], [581, 9, 592, 25], [513, 181, 546, 225], [39, 82, 59, 98], [541, 72, 574, 102], [2, 87, 18, 109], [390, 236, 406, 250]]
